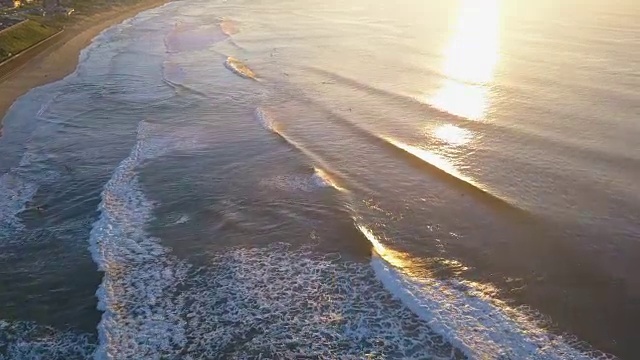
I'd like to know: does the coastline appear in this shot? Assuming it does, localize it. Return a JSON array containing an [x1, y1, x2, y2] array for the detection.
[[0, 0, 170, 129]]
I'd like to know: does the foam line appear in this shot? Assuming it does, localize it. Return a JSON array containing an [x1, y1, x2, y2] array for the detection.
[[0, 151, 59, 236], [88, 120, 608, 359], [224, 57, 258, 80], [306, 67, 640, 168], [89, 121, 190, 359], [0, 320, 96, 359], [359, 224, 614, 360], [0, 172, 37, 234], [88, 122, 464, 358], [255, 108, 348, 193], [312, 166, 347, 192], [258, 169, 342, 193]]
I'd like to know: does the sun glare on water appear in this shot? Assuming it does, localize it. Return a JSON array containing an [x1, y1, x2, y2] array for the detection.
[[433, 123, 472, 146], [428, 0, 501, 121]]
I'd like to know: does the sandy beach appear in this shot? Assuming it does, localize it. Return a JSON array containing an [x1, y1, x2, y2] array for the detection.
[[0, 0, 169, 129]]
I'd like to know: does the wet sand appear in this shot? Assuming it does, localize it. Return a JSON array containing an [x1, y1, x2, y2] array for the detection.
[[0, 0, 169, 129]]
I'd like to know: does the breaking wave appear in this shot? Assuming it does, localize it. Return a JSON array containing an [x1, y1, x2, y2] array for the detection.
[[87, 121, 462, 359], [309, 103, 519, 210], [0, 173, 38, 234], [312, 166, 347, 192], [257, 166, 343, 193], [0, 152, 59, 236], [358, 224, 615, 360], [255, 108, 347, 193], [224, 57, 258, 80], [0, 320, 95, 360], [161, 61, 209, 98]]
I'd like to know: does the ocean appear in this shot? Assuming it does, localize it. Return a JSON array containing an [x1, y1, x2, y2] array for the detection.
[[0, 0, 639, 358]]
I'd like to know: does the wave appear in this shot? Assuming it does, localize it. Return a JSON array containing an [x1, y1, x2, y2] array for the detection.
[[257, 167, 345, 193], [255, 107, 347, 193], [89, 121, 191, 358], [86, 134, 606, 359], [161, 77, 209, 98], [0, 320, 96, 359], [0, 173, 38, 235], [259, 173, 325, 192], [305, 67, 468, 122], [254, 106, 278, 132], [254, 107, 307, 149], [35, 98, 55, 120], [380, 136, 515, 208], [87, 121, 466, 358], [224, 57, 258, 80], [306, 67, 640, 171], [310, 105, 517, 210], [170, 213, 190, 225], [312, 166, 347, 192], [161, 61, 210, 98], [358, 224, 613, 360], [0, 151, 60, 236]]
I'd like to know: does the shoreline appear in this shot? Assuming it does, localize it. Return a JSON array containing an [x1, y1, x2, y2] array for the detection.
[[0, 0, 170, 129]]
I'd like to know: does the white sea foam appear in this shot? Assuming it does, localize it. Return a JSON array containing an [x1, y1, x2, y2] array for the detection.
[[312, 166, 347, 192], [165, 212, 191, 225], [0, 320, 95, 359], [87, 120, 612, 359], [258, 168, 346, 193], [90, 121, 191, 359], [35, 98, 54, 120], [255, 108, 347, 193], [88, 121, 461, 359], [0, 173, 37, 233], [224, 57, 258, 80], [175, 214, 190, 224], [254, 107, 275, 132], [362, 225, 615, 360], [0, 151, 59, 235]]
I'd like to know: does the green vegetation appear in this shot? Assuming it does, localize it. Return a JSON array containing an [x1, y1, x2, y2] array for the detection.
[[0, 19, 59, 62]]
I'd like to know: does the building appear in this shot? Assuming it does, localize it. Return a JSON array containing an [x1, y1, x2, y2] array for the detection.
[[0, 0, 20, 8]]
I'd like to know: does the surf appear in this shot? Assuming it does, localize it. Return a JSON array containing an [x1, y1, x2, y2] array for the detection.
[[255, 107, 347, 193], [224, 57, 258, 80], [380, 136, 513, 206], [86, 121, 465, 358], [0, 150, 60, 236], [0, 320, 96, 358], [357, 223, 612, 360], [89, 121, 190, 358], [306, 101, 519, 211]]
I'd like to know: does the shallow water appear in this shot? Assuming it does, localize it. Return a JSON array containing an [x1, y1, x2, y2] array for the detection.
[[0, 0, 639, 358]]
